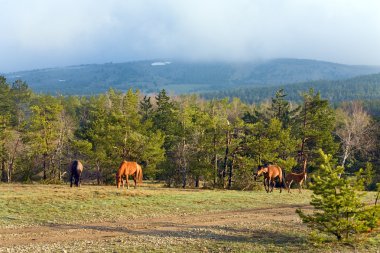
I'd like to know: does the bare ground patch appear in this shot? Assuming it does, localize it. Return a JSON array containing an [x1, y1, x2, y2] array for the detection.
[[0, 204, 311, 249]]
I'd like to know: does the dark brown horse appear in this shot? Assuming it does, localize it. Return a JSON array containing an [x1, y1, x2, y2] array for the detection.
[[70, 160, 83, 187], [116, 161, 143, 189], [254, 164, 285, 193]]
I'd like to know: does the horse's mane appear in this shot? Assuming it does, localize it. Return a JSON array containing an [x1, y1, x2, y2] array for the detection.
[[116, 161, 126, 176]]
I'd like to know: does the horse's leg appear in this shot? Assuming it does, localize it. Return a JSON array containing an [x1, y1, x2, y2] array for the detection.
[[281, 175, 285, 193], [269, 177, 273, 192], [77, 173, 80, 187], [286, 180, 290, 193], [70, 174, 73, 187], [133, 175, 137, 189], [126, 176, 129, 189], [269, 179, 272, 192], [299, 179, 303, 193], [288, 180, 293, 193], [263, 178, 267, 192], [264, 178, 269, 193], [75, 175, 79, 187], [284, 180, 289, 193]]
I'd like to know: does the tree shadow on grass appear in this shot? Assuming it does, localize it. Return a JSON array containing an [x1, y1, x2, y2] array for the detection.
[[51, 222, 308, 249]]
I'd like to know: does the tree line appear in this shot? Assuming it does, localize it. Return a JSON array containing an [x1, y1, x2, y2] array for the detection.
[[0, 76, 379, 189], [202, 73, 380, 115]]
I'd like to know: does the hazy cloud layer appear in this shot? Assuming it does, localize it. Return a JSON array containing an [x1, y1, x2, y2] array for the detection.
[[1, 0, 380, 72]]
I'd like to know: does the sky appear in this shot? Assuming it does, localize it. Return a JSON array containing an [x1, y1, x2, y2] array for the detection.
[[1, 0, 380, 72]]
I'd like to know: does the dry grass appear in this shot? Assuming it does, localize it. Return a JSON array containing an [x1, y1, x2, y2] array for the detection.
[[0, 183, 378, 252]]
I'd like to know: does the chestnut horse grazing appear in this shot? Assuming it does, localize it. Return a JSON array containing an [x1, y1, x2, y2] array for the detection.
[[254, 164, 285, 193], [116, 161, 143, 189], [70, 160, 83, 187], [285, 171, 307, 193]]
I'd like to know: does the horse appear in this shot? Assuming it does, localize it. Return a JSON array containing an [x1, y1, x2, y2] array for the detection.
[[254, 164, 285, 193], [70, 160, 83, 187], [116, 161, 143, 189], [285, 171, 307, 193], [285, 158, 308, 193]]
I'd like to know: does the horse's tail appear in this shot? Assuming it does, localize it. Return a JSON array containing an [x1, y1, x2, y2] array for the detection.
[[71, 160, 78, 172], [138, 165, 143, 184]]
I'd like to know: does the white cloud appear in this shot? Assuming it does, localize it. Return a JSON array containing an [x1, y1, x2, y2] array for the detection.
[[1, 0, 379, 72]]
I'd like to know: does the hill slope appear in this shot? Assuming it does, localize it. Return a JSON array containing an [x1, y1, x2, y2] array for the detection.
[[3, 59, 380, 95], [201, 73, 380, 104]]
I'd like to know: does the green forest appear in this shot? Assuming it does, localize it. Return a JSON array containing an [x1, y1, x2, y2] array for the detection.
[[202, 73, 380, 115], [1, 76, 379, 190]]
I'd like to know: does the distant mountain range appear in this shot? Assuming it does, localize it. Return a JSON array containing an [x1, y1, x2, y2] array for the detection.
[[3, 58, 380, 95]]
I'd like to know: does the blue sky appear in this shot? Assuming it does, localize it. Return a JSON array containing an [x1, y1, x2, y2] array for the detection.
[[1, 0, 380, 72]]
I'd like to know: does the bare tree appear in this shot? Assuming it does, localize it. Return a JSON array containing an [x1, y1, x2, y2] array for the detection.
[[336, 101, 376, 167]]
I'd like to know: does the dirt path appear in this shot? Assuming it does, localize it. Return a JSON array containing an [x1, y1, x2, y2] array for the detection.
[[0, 204, 310, 247]]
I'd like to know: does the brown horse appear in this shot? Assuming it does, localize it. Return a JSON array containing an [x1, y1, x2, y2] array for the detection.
[[285, 158, 307, 193], [254, 164, 285, 193], [116, 161, 143, 189], [285, 171, 307, 193], [70, 160, 83, 187]]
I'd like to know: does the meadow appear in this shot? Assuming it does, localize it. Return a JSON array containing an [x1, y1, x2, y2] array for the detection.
[[0, 183, 378, 252]]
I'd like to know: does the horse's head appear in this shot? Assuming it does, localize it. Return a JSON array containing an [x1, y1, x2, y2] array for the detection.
[[116, 173, 122, 188], [254, 165, 268, 180]]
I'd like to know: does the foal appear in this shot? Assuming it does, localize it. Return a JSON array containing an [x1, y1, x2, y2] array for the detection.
[[285, 171, 307, 193], [285, 159, 307, 193]]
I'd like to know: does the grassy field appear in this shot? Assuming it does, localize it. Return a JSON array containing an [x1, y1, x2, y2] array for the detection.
[[0, 183, 379, 252]]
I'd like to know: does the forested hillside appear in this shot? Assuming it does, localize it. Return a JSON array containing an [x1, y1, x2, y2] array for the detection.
[[3, 59, 380, 95], [202, 73, 380, 113], [1, 76, 379, 190]]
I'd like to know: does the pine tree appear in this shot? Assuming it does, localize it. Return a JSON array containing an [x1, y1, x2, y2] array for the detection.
[[140, 95, 153, 122], [296, 149, 379, 241], [153, 89, 181, 184], [270, 89, 292, 128], [26, 95, 63, 180], [120, 89, 165, 177], [153, 89, 178, 136], [77, 95, 110, 184], [294, 89, 338, 169]]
